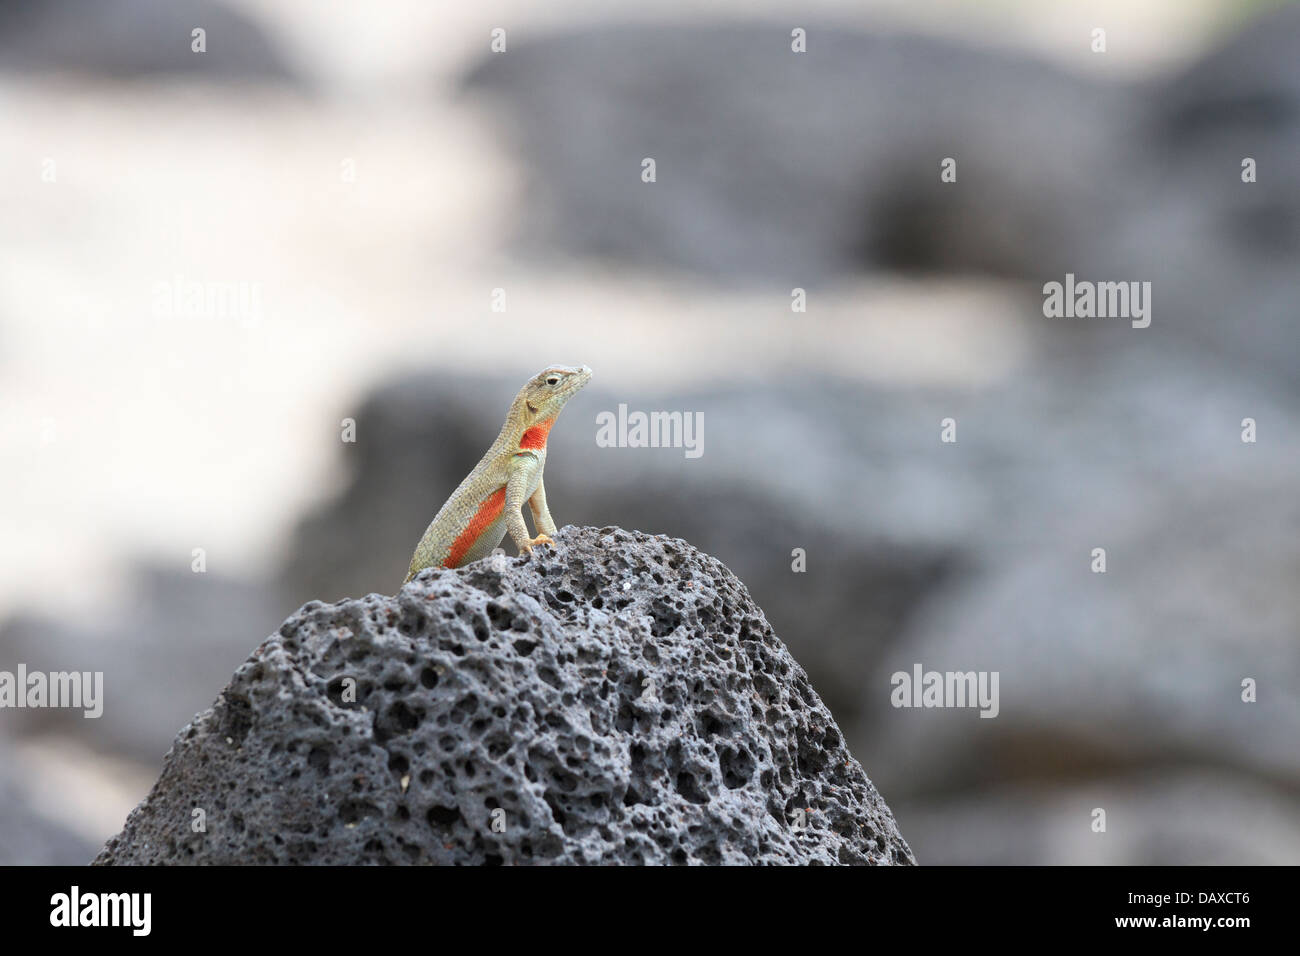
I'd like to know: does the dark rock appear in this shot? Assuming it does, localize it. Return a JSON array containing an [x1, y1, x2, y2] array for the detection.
[[1107, 3, 1300, 386], [95, 527, 914, 865], [461, 21, 1130, 282], [459, 14, 1300, 389], [861, 472, 1300, 805], [1152, 4, 1300, 148], [285, 373, 498, 604], [0, 567, 283, 765], [0, 0, 298, 81]]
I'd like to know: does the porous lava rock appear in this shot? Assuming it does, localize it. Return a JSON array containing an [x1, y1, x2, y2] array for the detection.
[[95, 527, 914, 865]]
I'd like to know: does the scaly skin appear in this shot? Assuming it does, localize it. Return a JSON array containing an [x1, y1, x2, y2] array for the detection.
[[403, 365, 592, 583]]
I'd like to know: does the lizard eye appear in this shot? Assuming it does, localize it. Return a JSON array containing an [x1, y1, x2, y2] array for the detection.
[[545, 375, 560, 386]]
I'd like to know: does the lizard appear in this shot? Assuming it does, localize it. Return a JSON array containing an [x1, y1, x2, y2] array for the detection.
[[403, 364, 592, 583]]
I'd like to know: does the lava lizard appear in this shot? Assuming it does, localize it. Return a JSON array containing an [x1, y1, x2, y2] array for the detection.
[[403, 364, 592, 582]]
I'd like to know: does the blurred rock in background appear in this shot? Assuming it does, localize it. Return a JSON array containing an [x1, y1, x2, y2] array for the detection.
[[0, 570, 281, 763], [0, 0, 299, 81], [463, 14, 1300, 385], [0, 738, 99, 865], [461, 22, 1136, 283]]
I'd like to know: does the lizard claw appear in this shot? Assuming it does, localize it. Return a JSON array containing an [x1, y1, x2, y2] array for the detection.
[[520, 533, 555, 555]]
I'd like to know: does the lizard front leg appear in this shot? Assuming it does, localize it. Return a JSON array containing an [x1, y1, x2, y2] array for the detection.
[[528, 476, 558, 538], [505, 454, 553, 555]]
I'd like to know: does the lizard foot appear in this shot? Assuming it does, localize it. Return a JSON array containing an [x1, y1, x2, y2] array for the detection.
[[527, 534, 555, 550]]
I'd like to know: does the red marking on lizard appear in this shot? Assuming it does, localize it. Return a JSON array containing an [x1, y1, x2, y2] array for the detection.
[[444, 487, 506, 567], [519, 418, 555, 451]]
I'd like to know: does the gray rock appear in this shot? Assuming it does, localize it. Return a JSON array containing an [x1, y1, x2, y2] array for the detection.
[[279, 372, 959, 746], [897, 771, 1300, 866], [857, 467, 1300, 865], [0, 740, 98, 865], [461, 21, 1130, 282], [861, 473, 1300, 804], [0, 567, 283, 765], [1151, 4, 1300, 154], [1088, 3, 1300, 387], [459, 14, 1300, 388], [96, 527, 914, 865], [0, 0, 297, 81]]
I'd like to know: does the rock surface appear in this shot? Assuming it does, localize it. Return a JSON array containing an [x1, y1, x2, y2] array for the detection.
[[95, 527, 914, 865], [462, 21, 1130, 282], [0, 0, 297, 81]]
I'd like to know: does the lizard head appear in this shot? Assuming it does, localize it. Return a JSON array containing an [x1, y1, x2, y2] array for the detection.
[[520, 364, 592, 421]]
